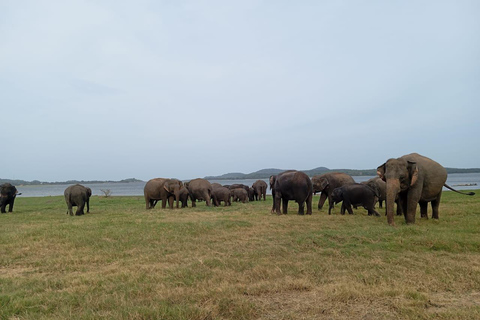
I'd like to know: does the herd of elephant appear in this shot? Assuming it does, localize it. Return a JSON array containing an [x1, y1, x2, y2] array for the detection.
[[1, 153, 475, 226]]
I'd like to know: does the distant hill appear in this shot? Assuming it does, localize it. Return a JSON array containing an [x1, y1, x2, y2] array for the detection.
[[204, 167, 480, 180], [0, 178, 143, 186]]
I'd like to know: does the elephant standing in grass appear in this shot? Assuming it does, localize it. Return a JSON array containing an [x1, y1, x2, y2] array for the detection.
[[178, 187, 190, 208], [185, 178, 212, 207], [311, 172, 355, 214], [211, 186, 231, 206], [0, 183, 20, 213], [252, 180, 267, 201], [377, 153, 475, 225], [331, 184, 381, 216], [231, 188, 248, 203], [64, 184, 92, 216], [270, 170, 313, 215], [144, 178, 183, 209]]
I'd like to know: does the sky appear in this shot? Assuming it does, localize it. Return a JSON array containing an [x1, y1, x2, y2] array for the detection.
[[1, 0, 479, 182]]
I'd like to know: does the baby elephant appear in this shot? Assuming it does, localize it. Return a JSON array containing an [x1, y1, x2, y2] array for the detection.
[[231, 188, 249, 203], [331, 183, 380, 216]]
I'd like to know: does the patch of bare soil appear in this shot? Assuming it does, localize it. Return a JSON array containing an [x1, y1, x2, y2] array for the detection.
[[426, 291, 480, 313]]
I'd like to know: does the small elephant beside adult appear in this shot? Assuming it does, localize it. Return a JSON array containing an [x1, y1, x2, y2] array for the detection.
[[0, 183, 21, 213], [144, 178, 183, 209], [252, 180, 267, 201], [311, 172, 355, 214], [64, 184, 92, 216], [185, 178, 212, 207], [231, 188, 249, 203], [211, 185, 231, 207], [377, 153, 475, 226], [331, 183, 381, 216], [270, 170, 313, 215]]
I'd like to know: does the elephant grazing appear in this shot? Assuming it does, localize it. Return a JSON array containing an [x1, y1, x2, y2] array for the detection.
[[377, 153, 475, 226], [211, 186, 232, 206], [0, 183, 20, 213], [311, 172, 355, 214], [144, 178, 183, 209], [64, 184, 92, 216], [270, 170, 313, 215], [252, 180, 267, 201]]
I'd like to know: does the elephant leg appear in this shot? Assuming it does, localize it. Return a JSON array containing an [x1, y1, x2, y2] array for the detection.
[[205, 193, 211, 206], [161, 197, 167, 209], [76, 203, 85, 216], [318, 192, 327, 209], [67, 203, 73, 215], [306, 193, 312, 215], [340, 203, 346, 215], [405, 194, 420, 224], [0, 204, 5, 213], [298, 201, 305, 215], [367, 206, 380, 216], [192, 198, 196, 207], [379, 200, 383, 208], [419, 201, 428, 219], [168, 196, 174, 209], [86, 199, 90, 213], [328, 200, 334, 215], [431, 193, 442, 219], [274, 193, 282, 214], [282, 199, 288, 214], [343, 199, 354, 215]]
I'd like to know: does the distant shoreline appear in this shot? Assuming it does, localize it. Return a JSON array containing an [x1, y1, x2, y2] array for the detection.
[[3, 167, 479, 185]]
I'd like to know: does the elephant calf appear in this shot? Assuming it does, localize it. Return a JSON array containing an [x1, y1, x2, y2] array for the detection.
[[331, 184, 380, 216], [231, 188, 248, 203], [211, 186, 231, 207]]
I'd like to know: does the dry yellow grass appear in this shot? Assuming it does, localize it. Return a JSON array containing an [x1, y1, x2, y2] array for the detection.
[[0, 191, 479, 319]]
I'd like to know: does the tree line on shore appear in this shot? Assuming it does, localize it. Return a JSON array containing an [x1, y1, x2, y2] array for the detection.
[[1, 167, 479, 186]]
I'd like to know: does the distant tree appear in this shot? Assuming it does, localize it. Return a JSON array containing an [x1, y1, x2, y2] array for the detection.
[[100, 189, 112, 197]]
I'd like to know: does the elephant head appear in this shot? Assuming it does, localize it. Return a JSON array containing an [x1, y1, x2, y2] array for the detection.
[[311, 176, 329, 193], [269, 175, 276, 190], [377, 159, 418, 225], [164, 179, 183, 209]]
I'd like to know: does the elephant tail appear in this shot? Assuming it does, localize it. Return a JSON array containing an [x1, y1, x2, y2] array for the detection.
[[444, 184, 475, 196]]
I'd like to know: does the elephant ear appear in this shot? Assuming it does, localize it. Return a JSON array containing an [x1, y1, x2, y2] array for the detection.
[[377, 163, 386, 181], [163, 181, 171, 192], [319, 178, 329, 190], [408, 161, 419, 186]]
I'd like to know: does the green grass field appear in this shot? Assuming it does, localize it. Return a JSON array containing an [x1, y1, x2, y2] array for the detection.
[[1, 191, 479, 319]]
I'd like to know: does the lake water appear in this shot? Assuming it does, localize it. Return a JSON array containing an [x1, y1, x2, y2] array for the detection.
[[16, 173, 480, 198]]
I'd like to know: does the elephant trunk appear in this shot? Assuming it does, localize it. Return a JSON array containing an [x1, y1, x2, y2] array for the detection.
[[385, 179, 400, 226]]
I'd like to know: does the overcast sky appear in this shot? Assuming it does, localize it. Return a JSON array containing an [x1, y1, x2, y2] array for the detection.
[[1, 1, 479, 182]]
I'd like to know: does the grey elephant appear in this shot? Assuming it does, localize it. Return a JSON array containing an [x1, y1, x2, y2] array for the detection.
[[64, 184, 92, 216], [231, 188, 249, 203], [252, 180, 267, 201], [361, 177, 386, 208], [270, 170, 313, 215], [0, 183, 20, 213], [331, 184, 381, 216], [185, 178, 212, 207], [211, 185, 232, 206], [311, 172, 355, 214], [377, 153, 475, 225], [177, 186, 190, 208], [144, 178, 183, 209]]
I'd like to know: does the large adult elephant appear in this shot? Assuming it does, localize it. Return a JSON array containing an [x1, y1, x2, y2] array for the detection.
[[144, 178, 183, 209], [185, 178, 212, 207], [270, 170, 313, 215], [64, 184, 92, 216], [311, 172, 355, 214], [252, 180, 267, 201], [0, 183, 20, 213], [377, 153, 475, 225]]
